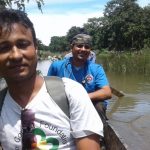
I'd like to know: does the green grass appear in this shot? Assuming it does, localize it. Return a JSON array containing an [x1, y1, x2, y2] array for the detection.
[[97, 48, 150, 75]]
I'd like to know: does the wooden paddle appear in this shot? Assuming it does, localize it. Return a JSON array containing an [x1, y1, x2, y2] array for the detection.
[[110, 86, 124, 97]]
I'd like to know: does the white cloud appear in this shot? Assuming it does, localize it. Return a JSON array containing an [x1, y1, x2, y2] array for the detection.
[[29, 12, 102, 45], [26, 0, 106, 45], [137, 0, 150, 7], [27, 0, 149, 46]]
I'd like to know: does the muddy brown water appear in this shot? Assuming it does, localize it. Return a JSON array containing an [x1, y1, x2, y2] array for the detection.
[[106, 72, 150, 150]]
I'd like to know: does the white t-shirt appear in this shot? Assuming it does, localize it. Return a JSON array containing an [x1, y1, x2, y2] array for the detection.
[[0, 77, 103, 150]]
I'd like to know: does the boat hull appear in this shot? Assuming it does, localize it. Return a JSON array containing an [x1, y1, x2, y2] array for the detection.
[[104, 123, 128, 150]]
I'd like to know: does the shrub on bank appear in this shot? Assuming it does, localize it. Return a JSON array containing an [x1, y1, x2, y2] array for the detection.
[[97, 49, 150, 75]]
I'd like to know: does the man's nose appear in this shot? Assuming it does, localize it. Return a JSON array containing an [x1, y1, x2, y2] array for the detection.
[[9, 45, 23, 60], [80, 46, 86, 51]]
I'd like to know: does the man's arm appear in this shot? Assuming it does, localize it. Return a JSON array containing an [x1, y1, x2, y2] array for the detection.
[[88, 86, 112, 101], [75, 134, 101, 150]]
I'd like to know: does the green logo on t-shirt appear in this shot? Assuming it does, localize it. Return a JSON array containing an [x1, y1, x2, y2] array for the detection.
[[32, 128, 59, 150]]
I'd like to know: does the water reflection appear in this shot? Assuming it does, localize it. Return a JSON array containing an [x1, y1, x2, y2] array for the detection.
[[107, 72, 150, 124], [37, 60, 51, 76]]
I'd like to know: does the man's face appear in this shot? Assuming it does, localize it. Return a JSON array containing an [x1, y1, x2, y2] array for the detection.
[[72, 43, 91, 63], [0, 23, 37, 82]]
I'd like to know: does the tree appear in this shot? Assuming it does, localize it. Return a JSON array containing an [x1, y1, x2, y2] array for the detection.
[[84, 17, 109, 50], [104, 0, 144, 51], [142, 5, 150, 48], [0, 0, 44, 12], [49, 36, 69, 52], [37, 38, 49, 51], [66, 26, 85, 43]]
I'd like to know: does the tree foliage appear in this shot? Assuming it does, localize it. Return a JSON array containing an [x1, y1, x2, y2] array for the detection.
[[0, 0, 44, 12], [49, 36, 69, 52], [47, 0, 150, 53], [103, 0, 143, 51]]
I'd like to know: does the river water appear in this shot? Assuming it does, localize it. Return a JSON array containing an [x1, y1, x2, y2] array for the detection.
[[106, 72, 150, 150], [106, 72, 150, 120], [37, 60, 150, 150]]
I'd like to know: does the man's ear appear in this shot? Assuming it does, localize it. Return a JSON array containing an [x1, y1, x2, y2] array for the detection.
[[70, 44, 74, 49]]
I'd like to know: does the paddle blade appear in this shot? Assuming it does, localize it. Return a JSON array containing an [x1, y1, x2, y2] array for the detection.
[[110, 87, 124, 97]]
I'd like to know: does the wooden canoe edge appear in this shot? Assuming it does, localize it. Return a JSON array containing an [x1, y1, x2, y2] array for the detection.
[[104, 123, 128, 150]]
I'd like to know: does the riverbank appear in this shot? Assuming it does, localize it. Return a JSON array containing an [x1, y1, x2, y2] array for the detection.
[[38, 48, 150, 75], [97, 48, 150, 75]]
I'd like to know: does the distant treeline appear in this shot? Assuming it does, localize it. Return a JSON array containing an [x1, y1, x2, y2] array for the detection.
[[38, 0, 150, 54]]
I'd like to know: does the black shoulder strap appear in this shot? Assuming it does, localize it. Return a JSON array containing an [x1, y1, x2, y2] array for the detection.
[[0, 87, 7, 116], [44, 76, 69, 118]]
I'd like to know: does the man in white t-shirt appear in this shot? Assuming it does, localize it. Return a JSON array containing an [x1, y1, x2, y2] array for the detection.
[[0, 9, 103, 150]]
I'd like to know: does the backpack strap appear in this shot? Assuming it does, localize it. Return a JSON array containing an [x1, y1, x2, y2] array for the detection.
[[44, 76, 70, 118], [0, 87, 7, 116], [0, 77, 70, 118]]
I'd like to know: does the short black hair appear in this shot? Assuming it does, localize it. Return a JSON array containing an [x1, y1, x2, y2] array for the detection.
[[0, 9, 37, 47]]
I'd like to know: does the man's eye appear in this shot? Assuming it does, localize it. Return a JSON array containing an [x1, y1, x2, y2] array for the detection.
[[0, 43, 11, 53], [16, 41, 31, 49]]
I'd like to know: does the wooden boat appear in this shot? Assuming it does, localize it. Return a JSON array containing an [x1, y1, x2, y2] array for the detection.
[[94, 100, 127, 150], [103, 122, 128, 150]]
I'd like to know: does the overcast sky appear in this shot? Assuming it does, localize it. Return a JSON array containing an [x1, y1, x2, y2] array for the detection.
[[24, 0, 150, 45]]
